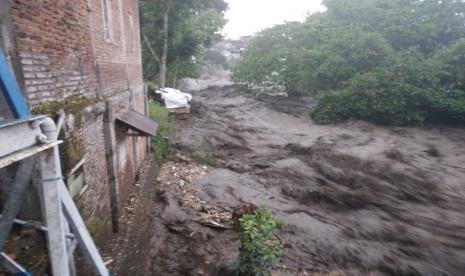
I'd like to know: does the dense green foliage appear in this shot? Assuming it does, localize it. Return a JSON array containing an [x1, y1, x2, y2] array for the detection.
[[236, 206, 283, 276], [233, 0, 465, 125], [140, 0, 228, 86], [148, 102, 174, 163]]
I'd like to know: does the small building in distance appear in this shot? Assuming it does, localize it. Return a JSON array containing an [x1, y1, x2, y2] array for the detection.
[[223, 36, 252, 62], [0, 0, 151, 236]]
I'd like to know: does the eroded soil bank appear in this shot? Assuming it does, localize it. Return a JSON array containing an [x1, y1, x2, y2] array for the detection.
[[113, 84, 465, 276]]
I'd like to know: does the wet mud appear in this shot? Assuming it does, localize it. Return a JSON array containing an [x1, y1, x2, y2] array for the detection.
[[169, 86, 465, 275]]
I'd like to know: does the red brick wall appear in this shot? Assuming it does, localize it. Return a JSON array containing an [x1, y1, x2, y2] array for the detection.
[[89, 0, 143, 96], [10, 0, 144, 104], [76, 111, 112, 222], [7, 0, 147, 229], [11, 0, 98, 104], [110, 90, 147, 206]]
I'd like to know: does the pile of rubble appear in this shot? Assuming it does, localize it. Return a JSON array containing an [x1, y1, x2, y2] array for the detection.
[[156, 153, 232, 228]]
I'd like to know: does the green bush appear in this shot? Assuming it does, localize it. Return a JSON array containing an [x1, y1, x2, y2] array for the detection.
[[311, 40, 465, 126], [311, 69, 430, 126], [233, 0, 465, 126], [148, 102, 174, 163], [145, 81, 157, 92], [235, 206, 284, 276]]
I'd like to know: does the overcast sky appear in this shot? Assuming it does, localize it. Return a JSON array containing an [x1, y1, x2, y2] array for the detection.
[[223, 0, 325, 39]]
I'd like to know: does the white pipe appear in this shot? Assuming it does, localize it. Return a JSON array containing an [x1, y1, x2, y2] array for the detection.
[[37, 117, 57, 144], [55, 109, 65, 139], [40, 117, 57, 142]]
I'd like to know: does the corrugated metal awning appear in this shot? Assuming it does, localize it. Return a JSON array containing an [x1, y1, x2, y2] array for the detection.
[[116, 110, 157, 136]]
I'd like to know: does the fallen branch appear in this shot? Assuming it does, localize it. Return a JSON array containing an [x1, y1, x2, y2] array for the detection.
[[194, 219, 230, 230]]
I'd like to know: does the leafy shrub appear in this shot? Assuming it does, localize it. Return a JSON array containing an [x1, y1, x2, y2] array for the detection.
[[235, 206, 284, 276], [145, 81, 157, 92], [234, 0, 465, 126], [312, 69, 430, 125], [427, 89, 465, 123], [425, 39, 465, 122], [148, 102, 174, 163], [311, 40, 465, 126]]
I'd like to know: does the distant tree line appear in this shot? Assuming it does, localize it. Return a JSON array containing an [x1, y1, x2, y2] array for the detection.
[[233, 0, 465, 125], [140, 0, 228, 88]]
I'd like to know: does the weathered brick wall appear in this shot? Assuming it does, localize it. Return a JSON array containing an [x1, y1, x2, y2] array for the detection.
[[76, 110, 112, 225], [123, 0, 143, 89], [113, 93, 135, 205], [89, 0, 143, 97], [11, 0, 98, 104], [10, 0, 144, 104], [107, 88, 147, 206], [6, 0, 147, 232]]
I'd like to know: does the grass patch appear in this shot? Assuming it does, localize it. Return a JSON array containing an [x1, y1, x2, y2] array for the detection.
[[149, 101, 175, 164], [87, 218, 104, 242], [190, 149, 220, 167], [187, 141, 220, 167]]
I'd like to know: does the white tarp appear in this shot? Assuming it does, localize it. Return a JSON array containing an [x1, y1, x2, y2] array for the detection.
[[155, 87, 192, 109]]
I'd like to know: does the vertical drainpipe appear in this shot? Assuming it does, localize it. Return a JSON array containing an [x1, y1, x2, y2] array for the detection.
[[86, 0, 103, 99], [117, 0, 139, 171], [103, 101, 119, 233], [135, 0, 150, 157], [144, 84, 151, 155], [117, 0, 130, 90], [129, 91, 138, 173], [88, 0, 117, 231]]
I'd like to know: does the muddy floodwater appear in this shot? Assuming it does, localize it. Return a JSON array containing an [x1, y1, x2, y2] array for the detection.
[[167, 85, 465, 275]]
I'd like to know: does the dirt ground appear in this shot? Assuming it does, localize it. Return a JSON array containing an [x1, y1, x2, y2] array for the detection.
[[112, 79, 465, 275]]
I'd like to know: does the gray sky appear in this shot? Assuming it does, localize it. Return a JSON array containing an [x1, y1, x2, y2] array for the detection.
[[224, 0, 325, 39]]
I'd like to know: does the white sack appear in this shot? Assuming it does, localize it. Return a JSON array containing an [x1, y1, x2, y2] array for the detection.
[[155, 87, 192, 109]]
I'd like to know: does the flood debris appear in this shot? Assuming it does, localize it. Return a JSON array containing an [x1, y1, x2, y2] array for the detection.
[[156, 153, 233, 227]]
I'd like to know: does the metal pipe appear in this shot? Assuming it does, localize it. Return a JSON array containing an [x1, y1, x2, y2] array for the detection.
[[0, 215, 75, 239], [39, 117, 57, 141], [36, 117, 58, 144], [1, 252, 30, 275], [55, 109, 65, 139]]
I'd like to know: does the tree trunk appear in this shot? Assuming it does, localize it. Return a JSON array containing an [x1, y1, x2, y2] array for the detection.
[[172, 63, 178, 88], [159, 0, 172, 88]]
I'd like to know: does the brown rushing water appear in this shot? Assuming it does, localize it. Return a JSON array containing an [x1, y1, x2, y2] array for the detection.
[[169, 84, 465, 276]]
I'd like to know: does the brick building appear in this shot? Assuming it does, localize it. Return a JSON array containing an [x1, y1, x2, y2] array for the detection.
[[0, 0, 151, 234]]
